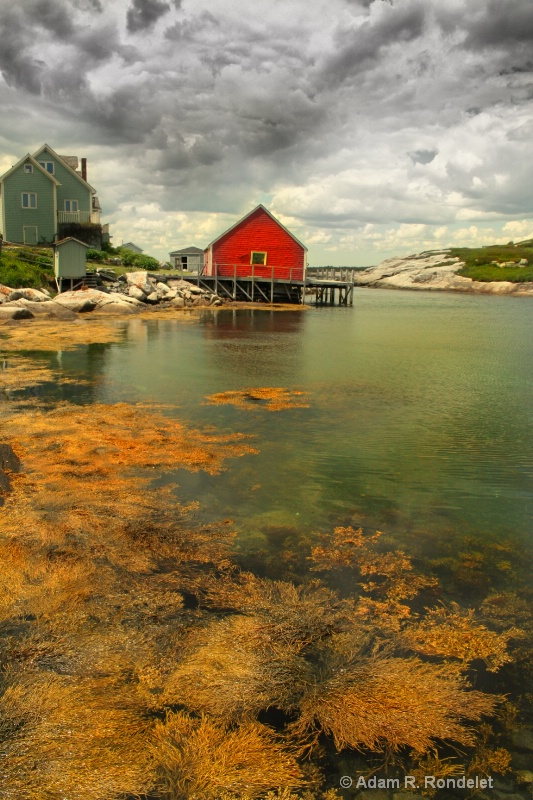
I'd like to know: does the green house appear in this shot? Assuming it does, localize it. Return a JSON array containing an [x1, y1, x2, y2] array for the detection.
[[0, 144, 100, 246]]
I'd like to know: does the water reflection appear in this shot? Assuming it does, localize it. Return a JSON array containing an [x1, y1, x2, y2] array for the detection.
[[4, 293, 532, 597]]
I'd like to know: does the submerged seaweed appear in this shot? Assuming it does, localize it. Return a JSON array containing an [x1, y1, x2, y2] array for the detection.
[[205, 387, 310, 411], [0, 393, 525, 798]]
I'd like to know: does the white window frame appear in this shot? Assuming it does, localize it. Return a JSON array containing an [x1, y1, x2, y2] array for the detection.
[[38, 161, 54, 174], [24, 163, 33, 174], [250, 251, 267, 265], [64, 199, 79, 212], [21, 192, 37, 209]]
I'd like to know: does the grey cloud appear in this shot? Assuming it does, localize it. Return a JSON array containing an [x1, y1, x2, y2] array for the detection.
[[0, 0, 139, 100], [320, 3, 426, 88], [126, 0, 171, 33], [437, 0, 533, 76], [409, 149, 437, 165], [240, 104, 323, 159], [155, 133, 223, 171], [76, 25, 140, 65], [79, 83, 163, 144], [71, 0, 103, 10], [343, 0, 390, 6], [462, 0, 533, 49], [42, 66, 90, 101], [165, 11, 220, 41], [0, 50, 44, 95], [0, 7, 44, 94], [26, 0, 75, 39]]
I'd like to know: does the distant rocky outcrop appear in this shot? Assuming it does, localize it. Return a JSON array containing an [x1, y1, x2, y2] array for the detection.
[[353, 251, 533, 295]]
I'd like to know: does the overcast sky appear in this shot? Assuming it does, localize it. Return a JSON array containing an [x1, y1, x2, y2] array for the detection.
[[1, 0, 532, 265]]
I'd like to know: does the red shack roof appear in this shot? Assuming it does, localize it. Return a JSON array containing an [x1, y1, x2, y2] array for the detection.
[[205, 204, 307, 251]]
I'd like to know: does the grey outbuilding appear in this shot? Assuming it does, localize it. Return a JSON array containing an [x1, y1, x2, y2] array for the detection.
[[54, 237, 90, 291]]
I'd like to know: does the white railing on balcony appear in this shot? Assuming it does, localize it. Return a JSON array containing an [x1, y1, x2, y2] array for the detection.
[[57, 211, 101, 224]]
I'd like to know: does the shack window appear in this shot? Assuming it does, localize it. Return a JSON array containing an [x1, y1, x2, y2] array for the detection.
[[251, 251, 267, 265], [64, 199, 79, 212], [24, 163, 33, 174], [21, 192, 37, 208], [39, 161, 54, 174]]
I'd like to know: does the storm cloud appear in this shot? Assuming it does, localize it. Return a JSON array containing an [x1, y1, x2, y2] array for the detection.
[[126, 0, 171, 33], [0, 0, 532, 264]]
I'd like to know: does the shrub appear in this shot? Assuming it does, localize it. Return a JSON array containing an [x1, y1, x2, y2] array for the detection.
[[118, 248, 160, 270], [86, 249, 106, 262]]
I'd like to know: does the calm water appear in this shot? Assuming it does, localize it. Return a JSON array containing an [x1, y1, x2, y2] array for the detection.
[[35, 289, 533, 591]]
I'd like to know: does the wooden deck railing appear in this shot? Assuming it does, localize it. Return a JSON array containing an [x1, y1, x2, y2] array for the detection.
[[306, 267, 360, 283], [204, 264, 304, 281]]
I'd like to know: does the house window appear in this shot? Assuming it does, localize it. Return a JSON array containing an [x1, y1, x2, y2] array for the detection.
[[251, 251, 267, 265], [21, 192, 37, 209], [24, 163, 33, 174], [64, 199, 79, 212], [38, 161, 54, 174]]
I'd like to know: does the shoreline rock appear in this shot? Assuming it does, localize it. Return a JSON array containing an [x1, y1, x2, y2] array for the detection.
[[0, 273, 225, 322], [353, 252, 533, 295]]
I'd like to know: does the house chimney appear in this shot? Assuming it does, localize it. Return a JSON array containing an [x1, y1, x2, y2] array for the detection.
[[81, 158, 87, 182]]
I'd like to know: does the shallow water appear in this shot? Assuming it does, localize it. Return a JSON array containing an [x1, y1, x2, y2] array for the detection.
[[21, 289, 533, 592]]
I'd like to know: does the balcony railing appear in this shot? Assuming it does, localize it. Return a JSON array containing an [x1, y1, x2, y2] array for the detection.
[[57, 210, 101, 224], [206, 263, 305, 281]]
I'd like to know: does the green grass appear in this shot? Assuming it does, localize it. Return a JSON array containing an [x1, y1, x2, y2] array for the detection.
[[0, 247, 54, 289], [452, 242, 533, 283]]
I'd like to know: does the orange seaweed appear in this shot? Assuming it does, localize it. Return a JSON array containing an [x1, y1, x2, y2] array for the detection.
[[205, 387, 310, 411]]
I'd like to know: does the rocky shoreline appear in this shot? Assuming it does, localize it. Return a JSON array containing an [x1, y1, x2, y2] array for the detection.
[[2, 257, 533, 325], [353, 252, 533, 296], [0, 270, 224, 321]]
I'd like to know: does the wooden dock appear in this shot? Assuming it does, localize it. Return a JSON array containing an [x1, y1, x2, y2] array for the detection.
[[178, 265, 354, 306], [307, 278, 354, 306]]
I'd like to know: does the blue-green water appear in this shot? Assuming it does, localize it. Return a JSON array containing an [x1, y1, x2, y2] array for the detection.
[[32, 289, 533, 590]]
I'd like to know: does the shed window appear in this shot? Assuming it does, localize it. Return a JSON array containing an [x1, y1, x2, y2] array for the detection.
[[24, 163, 33, 174], [251, 251, 267, 265], [39, 161, 54, 174], [64, 199, 79, 212], [21, 192, 37, 209]]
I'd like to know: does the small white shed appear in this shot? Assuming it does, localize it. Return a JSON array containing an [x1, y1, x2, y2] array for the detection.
[[54, 237, 89, 279]]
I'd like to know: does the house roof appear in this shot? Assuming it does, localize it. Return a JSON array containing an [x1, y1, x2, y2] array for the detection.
[[0, 153, 61, 185], [59, 156, 79, 170], [205, 204, 307, 251], [169, 246, 204, 255], [54, 237, 90, 249], [32, 144, 96, 193], [121, 242, 143, 252]]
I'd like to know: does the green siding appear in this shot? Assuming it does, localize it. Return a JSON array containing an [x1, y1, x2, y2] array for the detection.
[[2, 160, 56, 244], [38, 148, 91, 214]]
